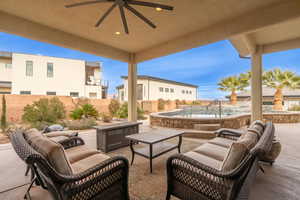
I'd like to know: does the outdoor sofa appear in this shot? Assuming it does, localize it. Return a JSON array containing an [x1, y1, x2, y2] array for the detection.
[[10, 129, 130, 200], [166, 120, 274, 200]]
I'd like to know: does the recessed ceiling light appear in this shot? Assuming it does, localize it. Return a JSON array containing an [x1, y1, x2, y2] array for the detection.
[[156, 7, 162, 12], [115, 31, 121, 35]]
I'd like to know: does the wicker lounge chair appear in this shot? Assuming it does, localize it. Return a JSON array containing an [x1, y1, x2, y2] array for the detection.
[[24, 128, 78, 177], [166, 121, 274, 200], [10, 129, 130, 200]]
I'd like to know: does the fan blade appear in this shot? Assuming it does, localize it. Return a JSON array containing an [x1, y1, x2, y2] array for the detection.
[[119, 5, 129, 34], [128, 0, 173, 11], [95, 2, 117, 27], [125, 4, 156, 28], [65, 0, 111, 8]]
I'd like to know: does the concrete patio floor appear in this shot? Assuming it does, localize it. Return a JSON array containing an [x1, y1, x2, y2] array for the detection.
[[0, 123, 299, 200]]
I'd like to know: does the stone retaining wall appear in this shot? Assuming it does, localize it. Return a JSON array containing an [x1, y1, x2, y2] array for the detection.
[[150, 111, 300, 129]]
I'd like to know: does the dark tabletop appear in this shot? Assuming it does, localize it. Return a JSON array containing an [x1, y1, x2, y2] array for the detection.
[[93, 122, 142, 131]]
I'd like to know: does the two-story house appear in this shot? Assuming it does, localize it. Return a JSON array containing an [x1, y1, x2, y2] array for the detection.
[[0, 51, 108, 99]]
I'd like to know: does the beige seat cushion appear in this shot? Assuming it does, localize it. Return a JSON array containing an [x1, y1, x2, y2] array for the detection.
[[208, 137, 235, 148], [221, 142, 248, 171], [194, 143, 229, 161], [44, 130, 77, 138], [184, 151, 222, 170], [65, 145, 99, 164], [29, 134, 73, 175], [237, 131, 258, 149], [71, 153, 110, 174], [49, 136, 70, 143]]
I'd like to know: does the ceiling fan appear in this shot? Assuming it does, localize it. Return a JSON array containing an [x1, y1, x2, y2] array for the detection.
[[65, 0, 174, 34]]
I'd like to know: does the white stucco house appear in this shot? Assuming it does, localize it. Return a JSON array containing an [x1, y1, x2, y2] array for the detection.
[[0, 51, 108, 99], [116, 75, 198, 101]]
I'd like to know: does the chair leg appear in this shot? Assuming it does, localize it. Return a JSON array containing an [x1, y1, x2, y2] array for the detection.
[[25, 165, 30, 176], [166, 193, 171, 200], [24, 177, 36, 200]]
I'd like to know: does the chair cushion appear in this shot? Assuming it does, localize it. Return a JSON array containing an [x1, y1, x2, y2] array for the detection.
[[71, 153, 110, 174], [65, 145, 99, 164], [24, 128, 42, 144], [237, 131, 258, 149], [194, 143, 229, 161], [184, 151, 222, 170], [44, 130, 78, 138], [208, 137, 235, 148], [28, 132, 73, 175], [221, 142, 248, 171], [249, 120, 265, 137]]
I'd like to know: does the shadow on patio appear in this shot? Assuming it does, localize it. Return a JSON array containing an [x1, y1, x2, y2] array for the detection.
[[0, 123, 299, 200]]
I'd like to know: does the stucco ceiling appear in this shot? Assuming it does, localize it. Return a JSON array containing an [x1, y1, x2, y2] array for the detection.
[[0, 0, 299, 62]]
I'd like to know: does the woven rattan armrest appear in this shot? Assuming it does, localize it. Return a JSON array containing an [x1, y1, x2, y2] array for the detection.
[[215, 128, 244, 138], [58, 136, 85, 149], [61, 156, 128, 183]]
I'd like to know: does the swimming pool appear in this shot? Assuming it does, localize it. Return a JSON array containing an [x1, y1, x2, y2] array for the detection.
[[158, 105, 283, 118]]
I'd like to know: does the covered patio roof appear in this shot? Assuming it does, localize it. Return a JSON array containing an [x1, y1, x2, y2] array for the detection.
[[0, 1, 300, 63], [1, 0, 300, 121]]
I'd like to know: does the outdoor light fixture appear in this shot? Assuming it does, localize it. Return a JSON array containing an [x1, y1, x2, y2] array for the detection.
[[115, 31, 121, 35], [65, 0, 174, 34]]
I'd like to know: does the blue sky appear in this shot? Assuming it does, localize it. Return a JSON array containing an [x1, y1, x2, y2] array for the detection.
[[1, 32, 300, 99]]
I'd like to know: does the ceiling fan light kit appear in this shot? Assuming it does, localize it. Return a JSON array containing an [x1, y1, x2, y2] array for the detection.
[[65, 0, 174, 34]]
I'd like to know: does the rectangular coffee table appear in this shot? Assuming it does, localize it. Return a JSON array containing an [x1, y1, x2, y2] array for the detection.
[[126, 129, 184, 173]]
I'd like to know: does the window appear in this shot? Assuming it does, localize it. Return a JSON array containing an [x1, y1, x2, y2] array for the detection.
[[46, 91, 56, 96], [165, 88, 169, 93], [20, 91, 31, 95], [5, 63, 12, 69], [189, 91, 192, 94], [26, 61, 33, 76], [170, 88, 174, 93], [186, 90, 189, 94], [159, 87, 164, 92], [47, 63, 54, 77], [89, 92, 97, 98], [70, 92, 79, 97], [182, 90, 185, 94]]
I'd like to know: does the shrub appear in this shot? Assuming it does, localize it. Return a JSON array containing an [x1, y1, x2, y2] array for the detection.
[[70, 108, 83, 120], [1, 95, 7, 132], [288, 105, 300, 111], [101, 113, 112, 123], [22, 97, 66, 129], [70, 104, 99, 120], [65, 118, 97, 130], [116, 102, 145, 120], [158, 98, 166, 111], [116, 103, 128, 119], [108, 99, 120, 117]]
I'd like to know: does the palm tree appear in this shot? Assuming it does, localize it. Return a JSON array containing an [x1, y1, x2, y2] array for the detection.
[[218, 74, 250, 105], [263, 68, 300, 110]]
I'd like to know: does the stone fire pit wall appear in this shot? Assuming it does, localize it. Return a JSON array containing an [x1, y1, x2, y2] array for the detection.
[[150, 111, 300, 129]]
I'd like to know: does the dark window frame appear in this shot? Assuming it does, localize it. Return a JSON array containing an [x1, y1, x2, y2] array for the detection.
[[20, 91, 31, 95], [46, 91, 56, 96], [26, 61, 33, 76], [47, 62, 54, 78], [70, 92, 79, 97]]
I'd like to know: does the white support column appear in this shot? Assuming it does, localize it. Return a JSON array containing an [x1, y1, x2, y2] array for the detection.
[[251, 46, 263, 121], [128, 54, 137, 122]]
